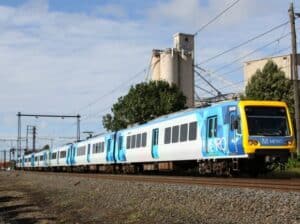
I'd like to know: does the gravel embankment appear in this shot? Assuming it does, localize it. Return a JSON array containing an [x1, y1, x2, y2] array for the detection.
[[0, 171, 299, 224]]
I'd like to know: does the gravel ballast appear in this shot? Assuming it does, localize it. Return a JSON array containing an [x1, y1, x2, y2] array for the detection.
[[0, 171, 299, 224]]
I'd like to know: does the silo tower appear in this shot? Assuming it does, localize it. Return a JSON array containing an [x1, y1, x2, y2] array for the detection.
[[150, 33, 194, 107]]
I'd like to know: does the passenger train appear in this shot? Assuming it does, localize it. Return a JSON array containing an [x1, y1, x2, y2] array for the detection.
[[16, 100, 295, 175]]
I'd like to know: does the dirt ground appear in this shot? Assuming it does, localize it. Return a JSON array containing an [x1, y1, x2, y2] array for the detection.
[[0, 172, 57, 223]]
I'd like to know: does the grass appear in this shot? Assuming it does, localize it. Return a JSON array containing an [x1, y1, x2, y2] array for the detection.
[[264, 158, 300, 178]]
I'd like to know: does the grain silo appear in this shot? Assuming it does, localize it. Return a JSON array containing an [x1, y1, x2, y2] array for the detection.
[[150, 33, 195, 107], [150, 49, 161, 80], [160, 48, 179, 85]]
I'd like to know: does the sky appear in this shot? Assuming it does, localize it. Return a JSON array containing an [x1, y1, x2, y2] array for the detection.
[[0, 0, 299, 154]]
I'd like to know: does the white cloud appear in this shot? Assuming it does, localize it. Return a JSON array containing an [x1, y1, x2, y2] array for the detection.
[[93, 4, 127, 19]]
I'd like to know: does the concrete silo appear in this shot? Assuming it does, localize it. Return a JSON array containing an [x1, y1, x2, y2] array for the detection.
[[160, 48, 179, 85], [150, 49, 161, 81], [150, 33, 195, 107]]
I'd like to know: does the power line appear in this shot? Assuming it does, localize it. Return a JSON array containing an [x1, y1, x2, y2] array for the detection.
[[194, 44, 293, 99], [211, 32, 291, 74], [194, 0, 241, 35], [74, 68, 146, 113], [196, 21, 289, 66], [195, 43, 293, 89]]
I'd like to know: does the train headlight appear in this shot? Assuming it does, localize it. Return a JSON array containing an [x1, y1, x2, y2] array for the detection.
[[287, 140, 293, 145], [248, 139, 259, 146]]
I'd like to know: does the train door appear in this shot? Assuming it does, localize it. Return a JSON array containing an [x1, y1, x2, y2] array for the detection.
[[22, 155, 25, 168], [71, 145, 76, 165], [31, 154, 34, 167], [106, 135, 115, 162], [49, 152, 51, 167], [43, 152, 47, 167], [117, 135, 126, 161], [67, 146, 71, 165], [151, 128, 159, 159], [57, 151, 59, 165], [206, 116, 218, 155], [87, 144, 91, 163], [67, 145, 76, 165], [228, 109, 243, 154]]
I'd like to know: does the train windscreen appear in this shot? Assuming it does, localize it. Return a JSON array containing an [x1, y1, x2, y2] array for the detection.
[[245, 106, 290, 136]]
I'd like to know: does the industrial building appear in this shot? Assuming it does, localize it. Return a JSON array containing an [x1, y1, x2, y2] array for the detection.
[[243, 54, 300, 87], [150, 33, 195, 107]]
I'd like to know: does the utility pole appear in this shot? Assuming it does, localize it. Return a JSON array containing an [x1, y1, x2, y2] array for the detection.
[[289, 3, 300, 158], [4, 150, 6, 169], [32, 126, 36, 153]]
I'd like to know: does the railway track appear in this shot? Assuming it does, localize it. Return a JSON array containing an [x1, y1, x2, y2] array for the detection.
[[24, 171, 300, 192]]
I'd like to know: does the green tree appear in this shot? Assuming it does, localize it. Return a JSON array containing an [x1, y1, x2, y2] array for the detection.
[[42, 144, 50, 150], [243, 60, 294, 113], [103, 80, 186, 131]]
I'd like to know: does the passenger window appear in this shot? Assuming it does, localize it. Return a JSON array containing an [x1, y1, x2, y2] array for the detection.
[[136, 134, 141, 148], [131, 135, 136, 148], [180, 123, 188, 142], [101, 142, 105, 152], [77, 146, 86, 156], [142, 132, 147, 147], [60, 151, 66, 158], [164, 127, 171, 144], [189, 122, 197, 140], [118, 136, 123, 150], [126, 136, 131, 149], [207, 117, 217, 138], [172, 125, 179, 143]]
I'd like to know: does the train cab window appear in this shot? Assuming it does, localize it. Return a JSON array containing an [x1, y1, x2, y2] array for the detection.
[[131, 135, 136, 148], [189, 122, 198, 140], [136, 134, 141, 148], [164, 127, 171, 144], [60, 151, 66, 158], [207, 117, 217, 138], [180, 123, 188, 142], [126, 136, 131, 149], [40, 155, 43, 161], [172, 125, 179, 143], [142, 132, 147, 147]]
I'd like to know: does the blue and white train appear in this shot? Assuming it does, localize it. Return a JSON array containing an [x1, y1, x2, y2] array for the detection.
[[16, 100, 295, 175]]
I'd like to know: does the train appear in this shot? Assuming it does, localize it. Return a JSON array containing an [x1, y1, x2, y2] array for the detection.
[[16, 100, 295, 175]]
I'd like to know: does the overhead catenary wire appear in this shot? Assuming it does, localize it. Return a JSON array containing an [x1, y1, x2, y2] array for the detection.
[[74, 68, 146, 114], [194, 44, 294, 100], [210, 32, 291, 74], [194, 41, 294, 90], [193, 0, 241, 35], [196, 21, 290, 66]]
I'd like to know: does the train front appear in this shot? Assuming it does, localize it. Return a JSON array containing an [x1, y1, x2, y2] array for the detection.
[[239, 101, 295, 169]]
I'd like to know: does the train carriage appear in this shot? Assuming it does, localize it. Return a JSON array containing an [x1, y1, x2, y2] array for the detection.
[[17, 100, 295, 175]]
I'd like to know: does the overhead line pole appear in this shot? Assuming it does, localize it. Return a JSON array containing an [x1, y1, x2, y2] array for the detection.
[[17, 113, 81, 159], [289, 3, 300, 158]]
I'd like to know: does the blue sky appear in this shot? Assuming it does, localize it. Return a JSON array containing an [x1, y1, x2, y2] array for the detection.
[[0, 0, 299, 155]]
